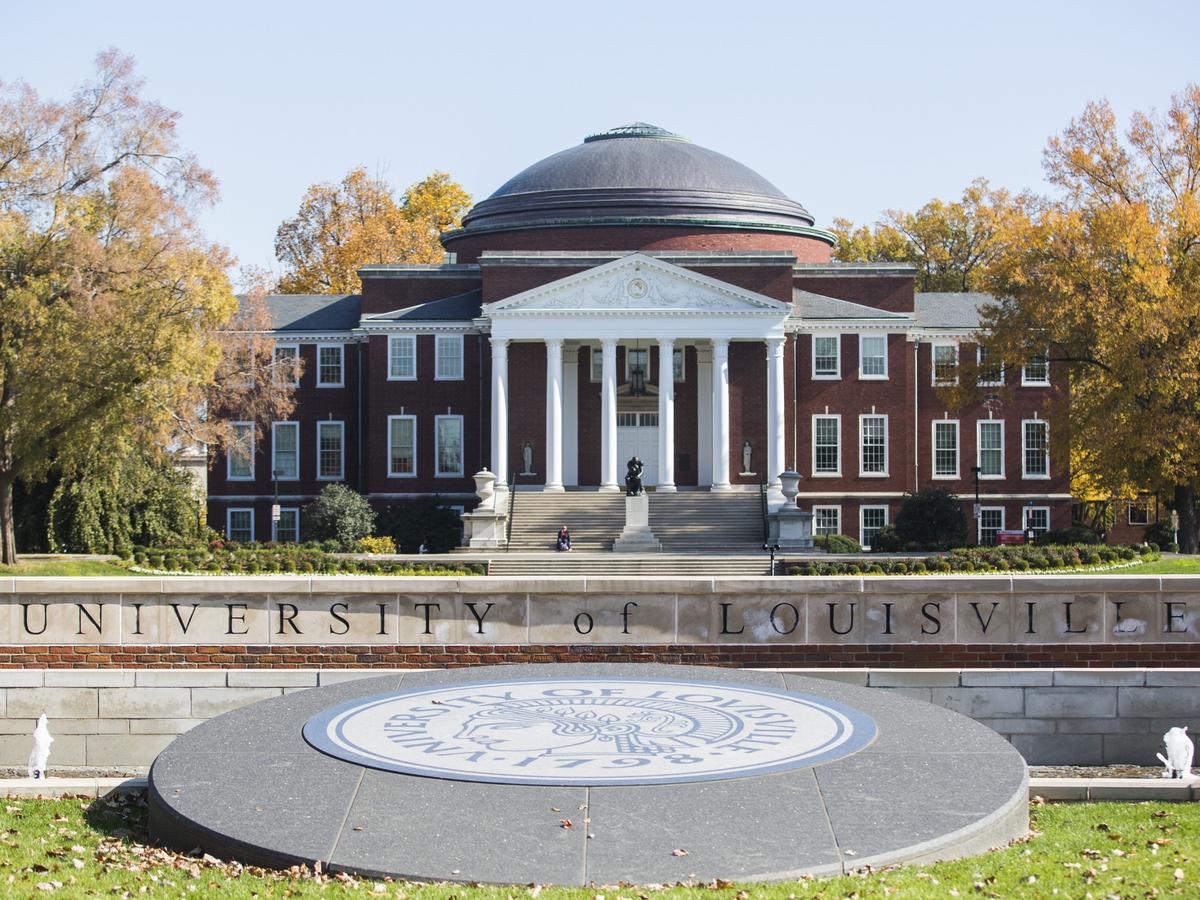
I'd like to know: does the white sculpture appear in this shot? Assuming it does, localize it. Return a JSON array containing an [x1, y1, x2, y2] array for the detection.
[[27, 714, 53, 779], [521, 441, 534, 475], [1157, 726, 1194, 780]]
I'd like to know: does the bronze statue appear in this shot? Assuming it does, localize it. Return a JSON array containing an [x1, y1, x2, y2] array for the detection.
[[625, 457, 644, 496]]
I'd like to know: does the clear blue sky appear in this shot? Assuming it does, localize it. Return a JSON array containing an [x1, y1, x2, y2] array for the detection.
[[7, 1, 1198, 276]]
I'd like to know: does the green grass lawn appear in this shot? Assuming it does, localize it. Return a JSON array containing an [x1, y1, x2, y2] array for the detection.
[[0, 795, 1196, 897], [1104, 556, 1200, 574], [0, 558, 137, 577]]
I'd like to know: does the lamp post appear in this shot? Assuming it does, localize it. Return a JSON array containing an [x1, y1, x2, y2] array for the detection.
[[271, 468, 283, 541], [969, 466, 982, 544], [763, 543, 780, 576]]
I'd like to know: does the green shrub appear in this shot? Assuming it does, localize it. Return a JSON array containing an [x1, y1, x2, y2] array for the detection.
[[814, 533, 863, 554], [377, 497, 463, 553], [1144, 520, 1176, 547], [910, 561, 928, 574], [894, 488, 968, 551], [870, 525, 903, 552], [1042, 525, 1102, 545], [357, 535, 398, 555], [303, 484, 376, 546], [865, 564, 884, 574]]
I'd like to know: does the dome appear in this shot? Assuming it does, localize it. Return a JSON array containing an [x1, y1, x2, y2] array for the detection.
[[447, 123, 824, 242]]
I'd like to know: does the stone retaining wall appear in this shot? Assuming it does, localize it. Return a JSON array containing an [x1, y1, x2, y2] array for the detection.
[[2, 667, 1197, 768]]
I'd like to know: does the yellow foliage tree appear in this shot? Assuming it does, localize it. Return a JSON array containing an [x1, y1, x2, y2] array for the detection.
[[273, 168, 471, 295], [979, 85, 1200, 551]]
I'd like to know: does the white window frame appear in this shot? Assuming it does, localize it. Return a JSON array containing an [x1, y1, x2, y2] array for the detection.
[[858, 334, 888, 379], [435, 334, 464, 381], [1022, 419, 1050, 479], [1022, 351, 1050, 386], [858, 414, 889, 477], [227, 421, 255, 481], [978, 506, 1004, 545], [271, 421, 300, 481], [813, 505, 842, 537], [931, 342, 959, 386], [316, 420, 345, 481], [273, 343, 300, 387], [272, 506, 300, 543], [932, 419, 960, 479], [316, 343, 344, 387], [672, 347, 685, 381], [625, 347, 649, 383], [1023, 506, 1050, 537], [1128, 500, 1150, 526], [388, 335, 417, 381], [976, 420, 1005, 480], [859, 505, 889, 550], [811, 414, 842, 477], [976, 345, 1004, 387], [226, 507, 254, 543], [387, 414, 417, 478], [435, 414, 465, 478], [812, 334, 841, 379]]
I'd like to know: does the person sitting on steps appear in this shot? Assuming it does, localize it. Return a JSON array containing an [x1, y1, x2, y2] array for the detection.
[[557, 525, 572, 551]]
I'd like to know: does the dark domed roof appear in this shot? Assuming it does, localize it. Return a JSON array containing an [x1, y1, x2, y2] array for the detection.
[[449, 124, 822, 241]]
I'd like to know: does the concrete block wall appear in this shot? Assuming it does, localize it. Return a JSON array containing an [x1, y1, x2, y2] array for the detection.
[[2, 667, 1197, 770]]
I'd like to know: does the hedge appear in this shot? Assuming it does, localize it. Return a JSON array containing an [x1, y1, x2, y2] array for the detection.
[[131, 545, 483, 576], [784, 542, 1154, 576]]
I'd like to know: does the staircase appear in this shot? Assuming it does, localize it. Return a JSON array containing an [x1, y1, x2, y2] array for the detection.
[[487, 553, 774, 576], [650, 491, 764, 553], [504, 491, 626, 551]]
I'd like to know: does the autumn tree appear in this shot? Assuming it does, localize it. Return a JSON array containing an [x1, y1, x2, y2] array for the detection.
[[273, 168, 471, 294], [979, 86, 1200, 551], [0, 51, 293, 564], [832, 179, 1012, 291]]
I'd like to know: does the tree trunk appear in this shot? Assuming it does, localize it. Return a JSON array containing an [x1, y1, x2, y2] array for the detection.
[[0, 475, 16, 566], [1174, 483, 1198, 554]]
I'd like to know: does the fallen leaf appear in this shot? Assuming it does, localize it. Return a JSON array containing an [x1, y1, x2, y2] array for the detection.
[[670, 849, 688, 857], [560, 820, 573, 829]]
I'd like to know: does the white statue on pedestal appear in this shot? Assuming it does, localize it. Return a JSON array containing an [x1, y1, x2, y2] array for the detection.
[[1157, 726, 1195, 779], [27, 714, 53, 779]]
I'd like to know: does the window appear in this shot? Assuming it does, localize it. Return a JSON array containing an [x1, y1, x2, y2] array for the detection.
[[626, 348, 648, 382], [1024, 506, 1050, 538], [388, 415, 416, 477], [317, 344, 343, 387], [859, 335, 887, 378], [812, 335, 840, 378], [977, 420, 1004, 478], [227, 422, 254, 480], [590, 347, 603, 382], [317, 421, 344, 480], [436, 335, 464, 380], [1022, 420, 1049, 478], [1128, 500, 1150, 526], [813, 506, 841, 537], [388, 335, 416, 380], [933, 420, 959, 478], [436, 415, 464, 477], [1022, 352, 1050, 386], [859, 414, 888, 476], [812, 415, 841, 475], [271, 422, 299, 480], [979, 507, 1004, 545], [860, 506, 888, 550], [977, 345, 1003, 387], [273, 507, 299, 543], [273, 344, 300, 386], [672, 347, 685, 381], [226, 508, 253, 543], [932, 343, 958, 385]]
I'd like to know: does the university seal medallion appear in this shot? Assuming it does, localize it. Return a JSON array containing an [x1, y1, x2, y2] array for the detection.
[[303, 678, 876, 785]]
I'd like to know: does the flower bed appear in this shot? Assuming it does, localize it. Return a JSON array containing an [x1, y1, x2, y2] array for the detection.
[[130, 544, 483, 576], [784, 543, 1155, 576]]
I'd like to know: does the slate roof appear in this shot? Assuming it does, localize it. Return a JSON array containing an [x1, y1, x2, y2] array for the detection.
[[362, 289, 483, 323], [792, 289, 910, 320], [257, 294, 361, 332], [914, 292, 995, 329]]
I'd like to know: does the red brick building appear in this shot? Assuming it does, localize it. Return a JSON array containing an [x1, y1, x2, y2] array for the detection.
[[208, 123, 1070, 546]]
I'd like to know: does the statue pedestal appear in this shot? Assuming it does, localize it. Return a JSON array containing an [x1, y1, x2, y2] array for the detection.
[[772, 504, 814, 551], [613, 494, 661, 553], [463, 470, 508, 549]]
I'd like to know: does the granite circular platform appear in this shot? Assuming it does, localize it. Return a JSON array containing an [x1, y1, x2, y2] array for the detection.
[[148, 664, 1028, 885]]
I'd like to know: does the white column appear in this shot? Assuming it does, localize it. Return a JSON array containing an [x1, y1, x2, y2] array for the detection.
[[544, 338, 564, 491], [711, 338, 731, 491], [563, 346, 579, 487], [490, 338, 508, 486], [600, 339, 619, 491], [696, 345, 713, 487], [767, 336, 786, 491], [657, 338, 676, 491]]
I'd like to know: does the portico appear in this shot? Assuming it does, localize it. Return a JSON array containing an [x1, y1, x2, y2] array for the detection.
[[484, 254, 791, 493]]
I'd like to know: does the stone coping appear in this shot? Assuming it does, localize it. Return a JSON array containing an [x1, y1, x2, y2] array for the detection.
[[2, 776, 147, 798], [3, 573, 1200, 593]]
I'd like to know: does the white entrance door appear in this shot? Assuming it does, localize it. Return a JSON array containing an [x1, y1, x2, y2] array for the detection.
[[617, 412, 658, 486]]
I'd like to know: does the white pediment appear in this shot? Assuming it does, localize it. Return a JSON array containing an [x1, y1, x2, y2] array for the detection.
[[485, 254, 791, 316]]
